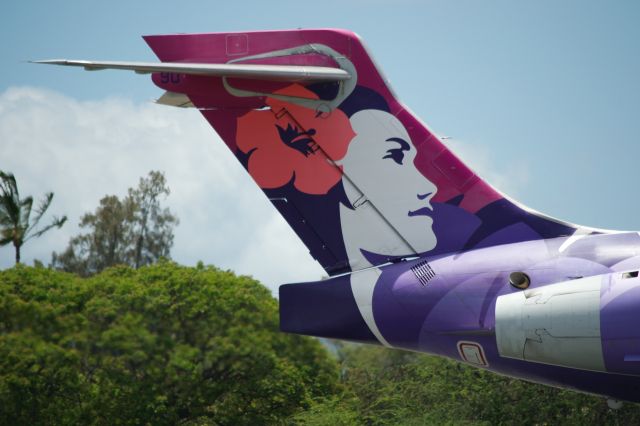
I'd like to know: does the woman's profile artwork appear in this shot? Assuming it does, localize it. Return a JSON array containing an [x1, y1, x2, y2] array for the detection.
[[235, 81, 442, 345], [223, 42, 576, 347], [339, 108, 438, 269], [235, 83, 440, 270]]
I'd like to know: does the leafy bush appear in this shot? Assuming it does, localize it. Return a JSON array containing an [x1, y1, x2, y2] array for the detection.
[[294, 344, 640, 425], [0, 263, 338, 425], [4, 263, 640, 425]]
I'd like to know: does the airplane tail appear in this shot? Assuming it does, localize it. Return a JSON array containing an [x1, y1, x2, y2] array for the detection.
[[144, 29, 579, 276]]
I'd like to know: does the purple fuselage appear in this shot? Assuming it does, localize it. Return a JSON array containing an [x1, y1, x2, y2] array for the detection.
[[281, 231, 640, 402]]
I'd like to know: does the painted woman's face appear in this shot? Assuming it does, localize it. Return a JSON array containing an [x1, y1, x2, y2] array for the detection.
[[341, 109, 438, 255]]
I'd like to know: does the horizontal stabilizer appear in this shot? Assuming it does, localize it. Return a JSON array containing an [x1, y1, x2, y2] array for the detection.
[[31, 59, 351, 82]]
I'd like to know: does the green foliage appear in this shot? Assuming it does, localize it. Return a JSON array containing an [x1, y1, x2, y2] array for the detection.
[[294, 344, 640, 425], [52, 171, 178, 276], [0, 170, 67, 264], [0, 263, 338, 425], [4, 261, 640, 425]]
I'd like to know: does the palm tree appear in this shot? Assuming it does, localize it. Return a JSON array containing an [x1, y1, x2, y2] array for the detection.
[[0, 171, 67, 264]]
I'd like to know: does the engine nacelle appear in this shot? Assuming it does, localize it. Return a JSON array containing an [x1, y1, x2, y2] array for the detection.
[[496, 272, 640, 375]]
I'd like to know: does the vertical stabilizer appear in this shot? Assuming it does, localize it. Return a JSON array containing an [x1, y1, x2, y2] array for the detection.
[[144, 29, 578, 275]]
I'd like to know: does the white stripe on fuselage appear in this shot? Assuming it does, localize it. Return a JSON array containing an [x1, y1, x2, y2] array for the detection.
[[350, 268, 391, 347], [558, 227, 591, 253]]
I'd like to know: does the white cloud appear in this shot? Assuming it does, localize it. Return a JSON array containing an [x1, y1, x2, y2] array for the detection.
[[0, 87, 524, 294], [0, 87, 324, 294]]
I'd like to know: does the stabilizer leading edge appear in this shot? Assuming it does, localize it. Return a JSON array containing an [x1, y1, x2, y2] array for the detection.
[[31, 59, 351, 81]]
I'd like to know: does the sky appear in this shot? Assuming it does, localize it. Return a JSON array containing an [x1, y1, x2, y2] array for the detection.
[[2, 1, 640, 294]]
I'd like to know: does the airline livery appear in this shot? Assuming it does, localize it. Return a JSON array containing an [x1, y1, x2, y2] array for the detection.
[[37, 29, 640, 405]]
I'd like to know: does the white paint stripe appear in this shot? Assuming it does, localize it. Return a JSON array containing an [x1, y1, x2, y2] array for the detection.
[[350, 268, 392, 347], [559, 227, 590, 253]]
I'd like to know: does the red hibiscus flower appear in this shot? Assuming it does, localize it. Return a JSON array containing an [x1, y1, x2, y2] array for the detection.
[[236, 84, 355, 195]]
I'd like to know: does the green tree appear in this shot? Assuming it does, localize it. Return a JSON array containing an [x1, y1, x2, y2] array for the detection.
[[52, 171, 178, 276], [0, 171, 67, 264], [294, 343, 640, 425], [128, 170, 177, 269], [0, 263, 339, 425]]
